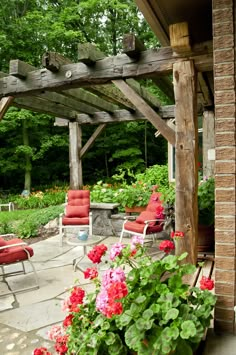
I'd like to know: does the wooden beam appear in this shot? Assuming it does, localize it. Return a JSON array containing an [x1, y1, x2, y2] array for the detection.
[[174, 60, 198, 265], [61, 88, 118, 113], [152, 77, 174, 102], [9, 60, 35, 79], [0, 97, 14, 120], [78, 43, 106, 65], [112, 80, 175, 145], [54, 117, 69, 127], [42, 51, 72, 72], [0, 42, 213, 98], [123, 33, 174, 101], [122, 33, 145, 58], [13, 96, 78, 119], [198, 72, 213, 107], [76, 106, 175, 125], [126, 78, 161, 109], [80, 124, 106, 158], [169, 22, 191, 53], [135, 0, 169, 45]]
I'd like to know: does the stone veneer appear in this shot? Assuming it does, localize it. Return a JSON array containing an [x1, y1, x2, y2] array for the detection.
[[213, 0, 236, 332]]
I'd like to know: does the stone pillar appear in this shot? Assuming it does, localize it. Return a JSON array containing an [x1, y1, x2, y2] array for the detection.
[[213, 0, 236, 333]]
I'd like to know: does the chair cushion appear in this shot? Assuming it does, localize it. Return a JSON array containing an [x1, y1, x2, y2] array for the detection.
[[146, 192, 163, 212], [67, 190, 90, 206], [124, 221, 163, 234], [62, 217, 89, 226], [0, 237, 8, 253], [136, 211, 157, 227], [68, 198, 90, 206], [65, 205, 89, 218], [0, 239, 34, 264]]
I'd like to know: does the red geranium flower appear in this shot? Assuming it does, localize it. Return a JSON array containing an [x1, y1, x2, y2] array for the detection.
[[87, 244, 108, 264], [200, 276, 214, 290], [54, 335, 68, 355], [84, 267, 98, 279], [63, 314, 74, 328], [33, 348, 52, 355], [171, 231, 184, 239], [69, 286, 85, 306], [159, 240, 175, 254], [107, 281, 128, 300]]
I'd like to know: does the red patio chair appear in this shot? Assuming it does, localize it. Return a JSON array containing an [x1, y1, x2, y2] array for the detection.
[[119, 192, 165, 243], [0, 236, 39, 296], [59, 190, 93, 246]]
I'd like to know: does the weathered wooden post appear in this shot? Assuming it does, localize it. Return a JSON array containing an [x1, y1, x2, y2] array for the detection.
[[170, 23, 198, 265], [202, 110, 215, 177], [69, 121, 83, 189]]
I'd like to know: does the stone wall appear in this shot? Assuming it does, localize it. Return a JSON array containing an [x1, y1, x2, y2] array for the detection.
[[213, 0, 236, 332]]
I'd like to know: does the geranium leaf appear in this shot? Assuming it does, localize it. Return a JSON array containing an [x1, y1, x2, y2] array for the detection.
[[135, 295, 146, 304], [180, 320, 197, 339], [142, 309, 153, 320], [165, 308, 179, 321]]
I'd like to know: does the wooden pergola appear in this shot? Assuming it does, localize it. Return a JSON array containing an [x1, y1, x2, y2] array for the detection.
[[0, 27, 213, 269], [0, 0, 235, 334]]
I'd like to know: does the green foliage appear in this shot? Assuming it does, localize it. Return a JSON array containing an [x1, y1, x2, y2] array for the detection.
[[52, 241, 216, 354], [16, 205, 64, 238], [198, 177, 215, 226]]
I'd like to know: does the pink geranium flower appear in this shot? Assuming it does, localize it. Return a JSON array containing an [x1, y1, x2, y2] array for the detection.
[[109, 242, 126, 260]]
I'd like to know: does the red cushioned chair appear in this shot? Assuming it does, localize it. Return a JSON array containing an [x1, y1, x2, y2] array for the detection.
[[59, 190, 92, 246], [0, 236, 39, 296], [119, 192, 165, 243]]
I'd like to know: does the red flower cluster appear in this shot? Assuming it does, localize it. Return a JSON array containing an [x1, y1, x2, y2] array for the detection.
[[107, 281, 128, 300], [104, 300, 123, 318], [87, 244, 108, 263], [200, 276, 215, 291], [63, 314, 74, 328], [159, 240, 175, 254], [54, 335, 68, 355], [84, 267, 98, 279], [68, 286, 85, 312], [33, 348, 52, 355], [171, 231, 184, 239]]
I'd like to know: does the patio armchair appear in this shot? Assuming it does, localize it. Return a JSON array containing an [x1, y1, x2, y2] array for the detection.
[[119, 192, 165, 243], [59, 190, 92, 246], [0, 236, 39, 296]]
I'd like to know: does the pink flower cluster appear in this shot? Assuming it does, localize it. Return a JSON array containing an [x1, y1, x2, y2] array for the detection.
[[109, 242, 126, 260], [34, 325, 68, 355], [96, 267, 128, 318], [87, 244, 107, 263]]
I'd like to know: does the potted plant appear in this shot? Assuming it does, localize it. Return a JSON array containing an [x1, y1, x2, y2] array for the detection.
[[116, 181, 155, 213], [34, 236, 216, 355]]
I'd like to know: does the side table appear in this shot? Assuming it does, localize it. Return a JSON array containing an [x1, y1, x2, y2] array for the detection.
[[66, 235, 103, 272]]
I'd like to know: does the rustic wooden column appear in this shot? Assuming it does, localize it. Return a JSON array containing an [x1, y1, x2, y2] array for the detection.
[[69, 121, 83, 189], [202, 110, 215, 177], [173, 60, 198, 265]]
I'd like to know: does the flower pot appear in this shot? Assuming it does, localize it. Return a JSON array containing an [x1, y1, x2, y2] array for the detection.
[[198, 224, 214, 252], [125, 206, 147, 215]]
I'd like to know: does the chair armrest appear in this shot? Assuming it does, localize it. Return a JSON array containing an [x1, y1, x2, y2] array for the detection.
[[0, 242, 28, 250]]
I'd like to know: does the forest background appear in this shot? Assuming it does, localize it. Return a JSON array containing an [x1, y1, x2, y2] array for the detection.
[[0, 0, 172, 194]]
